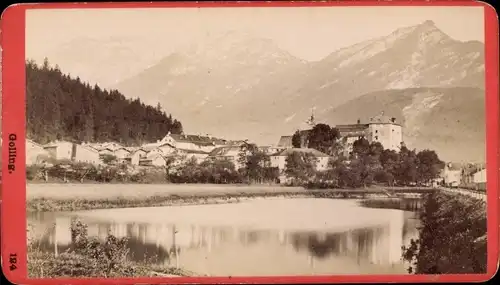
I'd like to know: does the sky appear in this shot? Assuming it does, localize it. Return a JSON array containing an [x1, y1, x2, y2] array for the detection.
[[26, 6, 485, 62]]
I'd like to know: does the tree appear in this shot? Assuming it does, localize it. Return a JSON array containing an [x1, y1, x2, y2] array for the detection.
[[307, 124, 341, 156], [416, 150, 444, 185], [101, 154, 117, 165], [347, 138, 383, 188], [284, 151, 317, 184], [292, 130, 302, 148], [351, 137, 370, 158], [238, 143, 274, 183], [397, 146, 419, 185], [379, 149, 400, 185]]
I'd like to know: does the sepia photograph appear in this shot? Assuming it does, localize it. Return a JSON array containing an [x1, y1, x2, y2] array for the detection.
[[22, 5, 488, 279]]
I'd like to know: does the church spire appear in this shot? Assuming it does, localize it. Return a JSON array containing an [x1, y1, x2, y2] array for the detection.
[[306, 108, 316, 127]]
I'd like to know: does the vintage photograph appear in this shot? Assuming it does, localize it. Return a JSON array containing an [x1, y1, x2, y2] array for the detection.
[[24, 5, 487, 278]]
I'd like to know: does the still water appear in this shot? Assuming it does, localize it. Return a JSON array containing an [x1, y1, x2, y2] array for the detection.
[[28, 198, 419, 276]]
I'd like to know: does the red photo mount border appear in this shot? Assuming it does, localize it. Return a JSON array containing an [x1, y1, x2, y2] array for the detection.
[[1, 1, 498, 284]]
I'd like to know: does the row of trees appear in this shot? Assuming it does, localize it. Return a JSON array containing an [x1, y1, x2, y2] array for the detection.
[[26, 58, 183, 145]]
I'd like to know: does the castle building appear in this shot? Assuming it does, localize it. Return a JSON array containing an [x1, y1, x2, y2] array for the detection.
[[337, 112, 403, 153], [276, 112, 403, 154]]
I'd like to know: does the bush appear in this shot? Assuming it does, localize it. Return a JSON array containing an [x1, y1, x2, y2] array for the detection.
[[27, 219, 185, 278], [401, 191, 487, 274]]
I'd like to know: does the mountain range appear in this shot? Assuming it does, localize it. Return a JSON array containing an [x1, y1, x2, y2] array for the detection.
[[39, 20, 486, 163]]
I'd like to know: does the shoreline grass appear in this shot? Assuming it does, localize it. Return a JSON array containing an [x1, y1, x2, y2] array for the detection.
[[27, 183, 435, 212], [26, 191, 364, 212]]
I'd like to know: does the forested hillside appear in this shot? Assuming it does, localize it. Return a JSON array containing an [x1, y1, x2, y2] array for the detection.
[[26, 59, 183, 145]]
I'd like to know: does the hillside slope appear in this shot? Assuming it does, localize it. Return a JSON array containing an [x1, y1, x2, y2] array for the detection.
[[318, 87, 485, 163]]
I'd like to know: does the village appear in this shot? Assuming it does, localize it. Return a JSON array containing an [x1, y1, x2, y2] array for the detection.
[[25, 112, 487, 189]]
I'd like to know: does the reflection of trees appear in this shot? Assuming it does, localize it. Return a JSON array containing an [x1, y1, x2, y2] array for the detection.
[[125, 236, 171, 264], [238, 230, 266, 245], [290, 232, 343, 259], [289, 228, 385, 260], [31, 221, 174, 265]]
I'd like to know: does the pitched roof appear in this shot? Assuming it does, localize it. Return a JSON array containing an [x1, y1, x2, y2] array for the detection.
[[368, 112, 399, 125], [142, 153, 166, 161], [80, 144, 99, 153], [169, 134, 228, 146], [177, 148, 211, 155], [271, 148, 330, 158], [209, 145, 242, 156], [44, 140, 73, 148], [335, 124, 370, 134], [26, 139, 43, 148], [141, 143, 162, 151]]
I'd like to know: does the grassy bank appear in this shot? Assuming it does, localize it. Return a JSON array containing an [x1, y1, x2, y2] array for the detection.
[[26, 190, 363, 212], [401, 191, 487, 274], [27, 219, 197, 278], [27, 183, 436, 212]]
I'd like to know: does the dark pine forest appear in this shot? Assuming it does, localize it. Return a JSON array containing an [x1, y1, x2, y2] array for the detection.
[[26, 59, 183, 146]]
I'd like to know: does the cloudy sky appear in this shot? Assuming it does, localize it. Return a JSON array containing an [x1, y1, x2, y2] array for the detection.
[[23, 5, 486, 92], [27, 6, 484, 62]]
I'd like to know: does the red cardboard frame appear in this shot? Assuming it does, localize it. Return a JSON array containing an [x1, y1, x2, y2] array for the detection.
[[1, 1, 498, 284]]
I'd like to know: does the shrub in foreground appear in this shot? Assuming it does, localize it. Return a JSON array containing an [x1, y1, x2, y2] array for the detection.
[[27, 219, 184, 278], [401, 191, 487, 274]]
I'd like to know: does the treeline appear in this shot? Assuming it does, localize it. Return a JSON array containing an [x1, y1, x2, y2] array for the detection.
[[26, 58, 183, 145], [402, 191, 486, 274]]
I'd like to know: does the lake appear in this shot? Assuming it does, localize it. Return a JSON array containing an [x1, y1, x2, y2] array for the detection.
[[28, 198, 419, 276]]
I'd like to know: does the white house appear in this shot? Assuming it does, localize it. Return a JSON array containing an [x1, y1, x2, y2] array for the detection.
[[113, 147, 131, 161], [44, 141, 101, 165], [160, 133, 228, 153], [207, 145, 243, 169], [125, 149, 148, 166], [101, 142, 125, 151], [442, 163, 462, 187], [74, 145, 101, 165], [269, 148, 330, 173], [43, 141, 74, 161], [139, 153, 167, 167], [26, 139, 50, 165], [176, 148, 210, 164], [473, 168, 487, 184], [157, 142, 176, 155]]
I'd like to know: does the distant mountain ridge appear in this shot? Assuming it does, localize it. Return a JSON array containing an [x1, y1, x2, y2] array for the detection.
[[45, 20, 484, 162]]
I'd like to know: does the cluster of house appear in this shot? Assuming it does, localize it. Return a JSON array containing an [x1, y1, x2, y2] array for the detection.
[[442, 162, 487, 189], [24, 113, 401, 177]]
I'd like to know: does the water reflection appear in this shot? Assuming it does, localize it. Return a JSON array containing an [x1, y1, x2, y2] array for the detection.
[[28, 203, 419, 276]]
